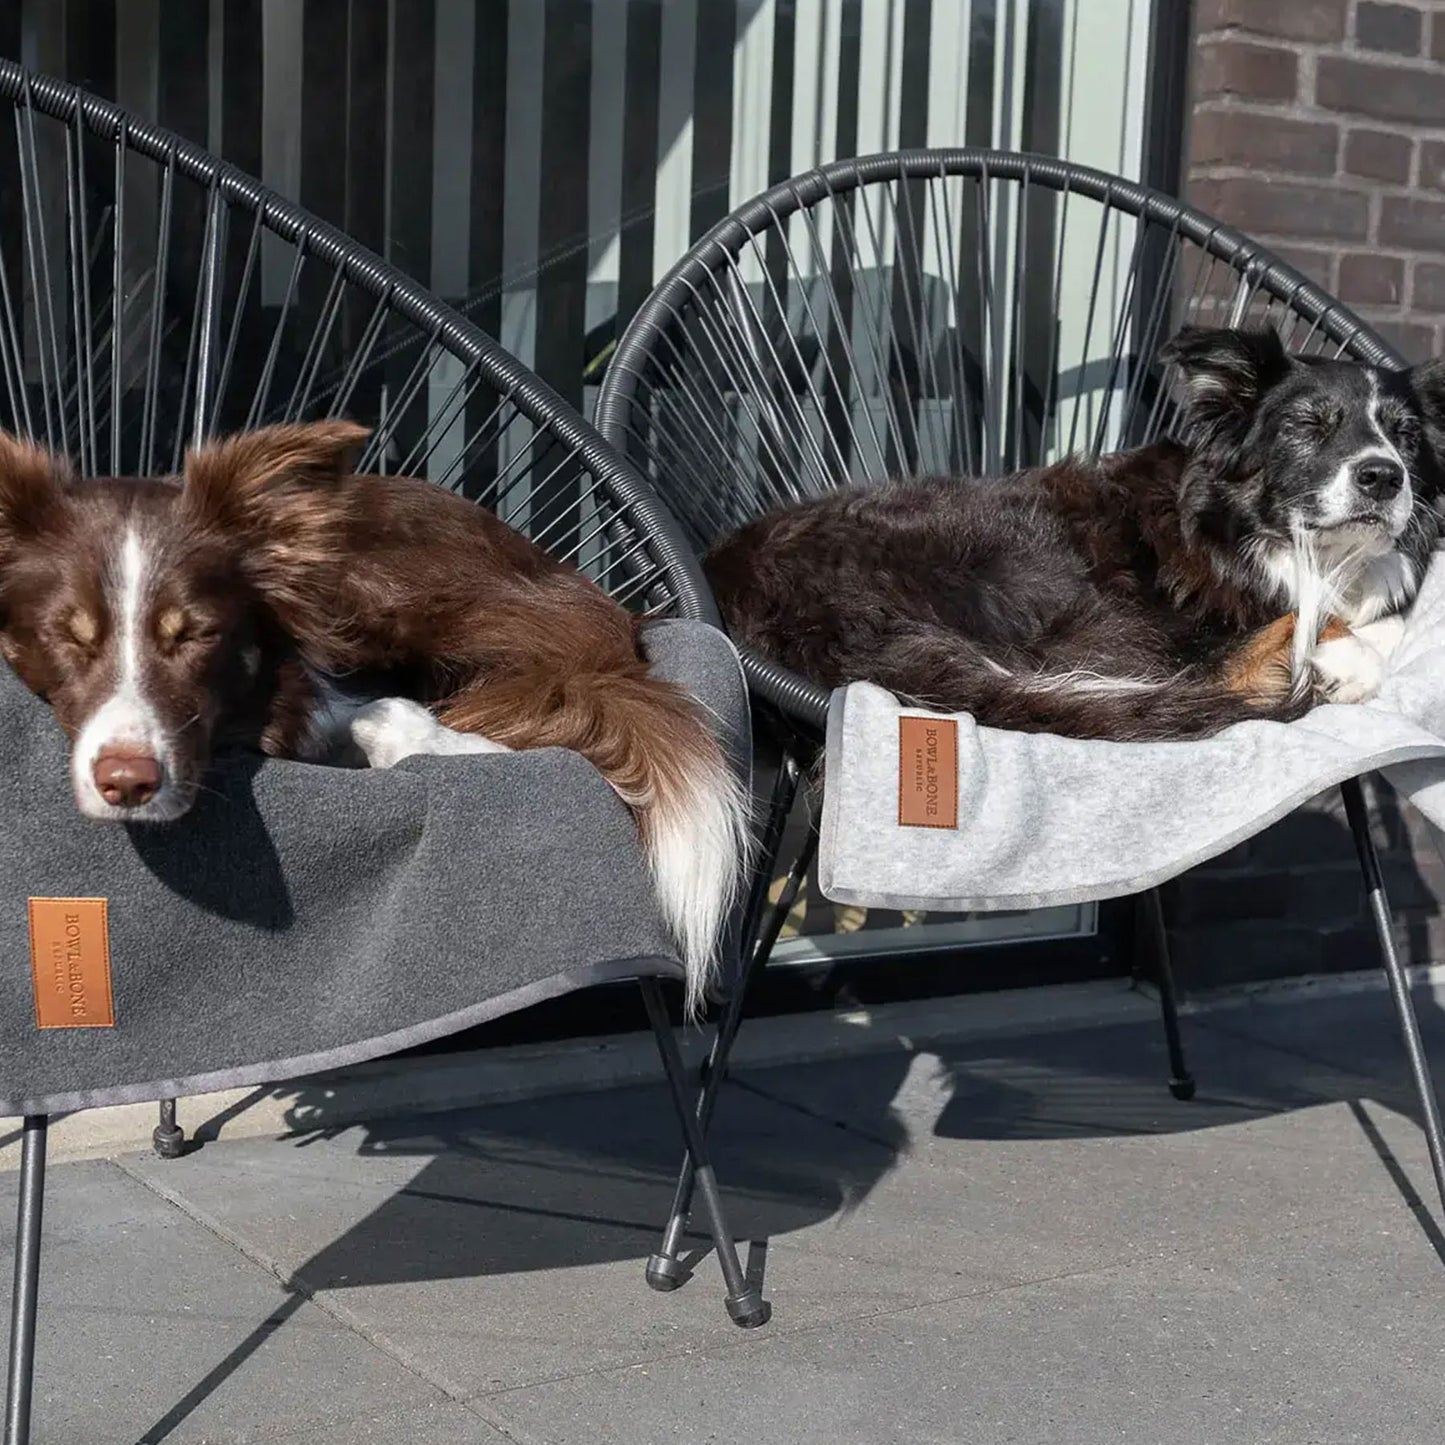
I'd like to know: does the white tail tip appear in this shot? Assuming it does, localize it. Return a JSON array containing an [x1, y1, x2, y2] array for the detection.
[[644, 750, 753, 1018]]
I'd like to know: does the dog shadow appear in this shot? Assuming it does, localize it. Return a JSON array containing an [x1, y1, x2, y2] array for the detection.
[[124, 751, 294, 930]]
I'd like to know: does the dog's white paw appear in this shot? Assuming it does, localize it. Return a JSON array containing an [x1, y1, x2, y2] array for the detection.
[[349, 697, 510, 769], [1310, 633, 1387, 705], [1353, 613, 1406, 663]]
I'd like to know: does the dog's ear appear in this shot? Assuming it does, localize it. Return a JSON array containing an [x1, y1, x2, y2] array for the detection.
[[182, 422, 370, 639], [1159, 325, 1294, 452], [183, 420, 369, 546], [183, 421, 369, 518], [1408, 358, 1445, 443], [0, 431, 68, 548]]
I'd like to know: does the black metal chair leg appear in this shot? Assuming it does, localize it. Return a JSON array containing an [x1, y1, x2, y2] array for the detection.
[[646, 754, 800, 1291], [1139, 888, 1196, 1101], [5, 1116, 47, 1445], [639, 978, 771, 1328], [647, 806, 818, 1295], [153, 1098, 185, 1159], [1342, 777, 1445, 1216]]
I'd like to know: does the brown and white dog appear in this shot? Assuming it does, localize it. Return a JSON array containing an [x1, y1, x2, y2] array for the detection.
[[707, 326, 1445, 739], [0, 422, 748, 1014]]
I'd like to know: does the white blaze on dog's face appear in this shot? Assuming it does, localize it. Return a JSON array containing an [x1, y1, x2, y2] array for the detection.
[[1307, 369, 1415, 544], [69, 523, 181, 819]]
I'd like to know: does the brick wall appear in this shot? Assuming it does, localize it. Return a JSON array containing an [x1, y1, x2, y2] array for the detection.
[[1188, 0, 1445, 363], [1173, 1, 1445, 989]]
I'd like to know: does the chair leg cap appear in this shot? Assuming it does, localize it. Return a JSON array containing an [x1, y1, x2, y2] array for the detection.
[[1169, 1077, 1197, 1102], [645, 1255, 689, 1292], [726, 1291, 771, 1329], [152, 1123, 186, 1159]]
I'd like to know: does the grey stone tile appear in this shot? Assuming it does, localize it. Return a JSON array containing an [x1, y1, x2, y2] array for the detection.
[[121, 1081, 904, 1396], [260, 1398, 510, 1443], [0, 1160, 456, 1445], [14, 999, 1445, 1445], [120, 1071, 1162, 1400], [482, 1257, 1445, 1445], [118, 1028, 1441, 1411]]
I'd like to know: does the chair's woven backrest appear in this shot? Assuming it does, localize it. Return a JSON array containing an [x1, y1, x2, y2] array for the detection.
[[596, 153, 1405, 699], [0, 62, 714, 623]]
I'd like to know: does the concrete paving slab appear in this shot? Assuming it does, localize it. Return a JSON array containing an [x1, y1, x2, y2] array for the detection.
[[117, 1080, 880, 1397], [480, 1256, 1445, 1445], [720, 1018, 1442, 1251], [115, 1023, 1445, 1410], [0, 1160, 463, 1445], [258, 1398, 511, 1443]]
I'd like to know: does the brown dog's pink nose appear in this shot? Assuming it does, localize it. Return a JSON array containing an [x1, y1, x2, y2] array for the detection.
[[92, 750, 163, 808]]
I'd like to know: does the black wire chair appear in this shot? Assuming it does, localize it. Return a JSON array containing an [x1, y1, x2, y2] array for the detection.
[[0, 63, 763, 1445], [596, 149, 1445, 1293]]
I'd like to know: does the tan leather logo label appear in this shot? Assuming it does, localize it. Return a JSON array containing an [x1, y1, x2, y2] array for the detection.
[[898, 716, 958, 829], [28, 898, 115, 1029]]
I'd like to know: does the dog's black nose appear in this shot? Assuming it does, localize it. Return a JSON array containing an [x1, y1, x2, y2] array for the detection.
[[1354, 458, 1404, 499]]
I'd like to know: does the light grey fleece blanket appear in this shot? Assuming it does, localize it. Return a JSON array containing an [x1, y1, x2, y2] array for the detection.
[[818, 555, 1445, 913]]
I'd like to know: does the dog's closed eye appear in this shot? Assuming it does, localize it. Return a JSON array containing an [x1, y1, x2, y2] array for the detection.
[[156, 607, 186, 643], [67, 610, 98, 647]]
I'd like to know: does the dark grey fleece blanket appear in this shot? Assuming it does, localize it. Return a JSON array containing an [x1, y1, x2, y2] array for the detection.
[[0, 620, 749, 1117]]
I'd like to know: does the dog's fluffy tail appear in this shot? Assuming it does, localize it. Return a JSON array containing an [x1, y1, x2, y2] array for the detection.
[[876, 621, 1308, 741], [438, 659, 751, 1017], [627, 685, 753, 1017]]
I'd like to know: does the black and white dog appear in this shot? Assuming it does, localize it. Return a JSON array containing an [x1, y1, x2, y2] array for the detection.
[[706, 326, 1444, 740]]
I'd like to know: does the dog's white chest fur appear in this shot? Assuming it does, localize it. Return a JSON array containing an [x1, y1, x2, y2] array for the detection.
[[1256, 541, 1414, 706], [1342, 551, 1417, 626]]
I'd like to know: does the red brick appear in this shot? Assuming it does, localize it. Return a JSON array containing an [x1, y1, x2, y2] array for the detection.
[[1196, 0, 1347, 42], [1268, 245, 1337, 291], [1421, 139, 1445, 191], [1413, 261, 1445, 312], [1433, 13, 1445, 64], [1317, 56, 1445, 125], [1343, 128, 1412, 184], [1196, 40, 1300, 104], [1191, 177, 1370, 242], [1191, 109, 1338, 175], [1355, 2, 1424, 55], [1367, 318, 1436, 361], [1338, 252, 1405, 306], [1379, 193, 1445, 248]]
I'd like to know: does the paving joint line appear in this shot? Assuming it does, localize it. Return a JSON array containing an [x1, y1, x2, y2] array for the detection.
[[725, 1073, 905, 1150], [109, 1153, 478, 1410]]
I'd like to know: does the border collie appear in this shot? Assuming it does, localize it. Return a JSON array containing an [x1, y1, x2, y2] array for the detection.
[[0, 422, 748, 1014], [705, 325, 1445, 740]]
